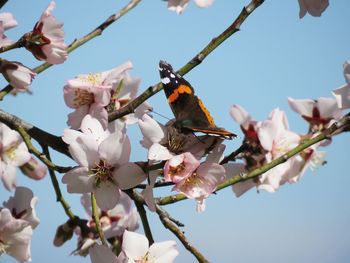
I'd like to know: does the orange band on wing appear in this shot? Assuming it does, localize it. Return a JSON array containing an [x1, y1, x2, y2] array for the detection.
[[167, 85, 192, 103], [198, 99, 215, 125]]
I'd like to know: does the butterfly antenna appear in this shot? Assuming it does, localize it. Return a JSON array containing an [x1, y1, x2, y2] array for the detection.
[[149, 108, 171, 121]]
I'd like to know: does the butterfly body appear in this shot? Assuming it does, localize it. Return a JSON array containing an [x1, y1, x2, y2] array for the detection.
[[159, 60, 236, 140]]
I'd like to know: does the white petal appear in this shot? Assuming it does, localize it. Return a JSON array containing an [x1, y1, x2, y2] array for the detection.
[[138, 114, 166, 144], [122, 230, 149, 260], [89, 244, 118, 263], [62, 167, 94, 193], [194, 0, 214, 8], [288, 97, 314, 117], [332, 84, 350, 109], [114, 163, 146, 190], [148, 143, 173, 161], [149, 241, 179, 263], [94, 183, 120, 211], [317, 97, 342, 119], [69, 135, 99, 168]]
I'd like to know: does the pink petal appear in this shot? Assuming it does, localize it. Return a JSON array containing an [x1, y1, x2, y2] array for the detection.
[[230, 104, 251, 128], [317, 97, 342, 119], [194, 0, 214, 8]]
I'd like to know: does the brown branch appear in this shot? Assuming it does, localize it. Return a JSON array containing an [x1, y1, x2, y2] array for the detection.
[[0, 0, 142, 100], [0, 0, 8, 9], [108, 0, 265, 122], [0, 109, 69, 157]]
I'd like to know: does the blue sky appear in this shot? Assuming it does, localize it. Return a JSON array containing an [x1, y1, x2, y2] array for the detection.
[[0, 0, 349, 262]]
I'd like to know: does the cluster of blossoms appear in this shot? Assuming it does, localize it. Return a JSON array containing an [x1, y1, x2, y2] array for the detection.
[[0, 0, 345, 262], [0, 187, 39, 262]]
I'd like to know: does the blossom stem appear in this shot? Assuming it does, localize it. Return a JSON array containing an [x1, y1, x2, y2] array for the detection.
[[0, 0, 142, 100], [43, 146, 76, 220], [0, 39, 24, 53], [91, 192, 107, 246], [125, 189, 154, 244], [157, 113, 350, 206], [108, 0, 265, 121]]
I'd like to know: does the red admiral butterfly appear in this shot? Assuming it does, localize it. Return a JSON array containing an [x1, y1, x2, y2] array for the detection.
[[159, 60, 236, 140]]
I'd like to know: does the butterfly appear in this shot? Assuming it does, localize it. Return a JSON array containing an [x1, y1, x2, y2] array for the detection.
[[159, 60, 236, 140]]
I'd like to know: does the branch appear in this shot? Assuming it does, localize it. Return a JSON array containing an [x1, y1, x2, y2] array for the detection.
[[155, 204, 209, 263], [108, 0, 265, 121], [0, 0, 142, 100], [17, 126, 71, 173], [0, 109, 70, 156], [0, 0, 8, 9], [157, 114, 350, 206]]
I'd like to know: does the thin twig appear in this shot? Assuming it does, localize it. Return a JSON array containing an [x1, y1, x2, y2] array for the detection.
[[0, 0, 8, 9], [0, 0, 142, 100], [108, 0, 265, 122], [157, 114, 350, 206], [126, 189, 154, 245], [43, 146, 76, 220], [91, 193, 107, 246]]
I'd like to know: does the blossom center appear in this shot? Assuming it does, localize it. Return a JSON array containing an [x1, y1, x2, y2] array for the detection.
[[168, 162, 185, 179], [79, 73, 102, 86], [91, 160, 114, 186], [73, 88, 94, 107], [2, 142, 19, 163]]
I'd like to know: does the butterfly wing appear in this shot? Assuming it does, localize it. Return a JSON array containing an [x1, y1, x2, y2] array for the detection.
[[159, 60, 236, 139]]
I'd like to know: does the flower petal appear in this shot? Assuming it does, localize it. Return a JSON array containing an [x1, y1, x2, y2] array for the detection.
[[94, 183, 120, 211], [114, 163, 146, 190]]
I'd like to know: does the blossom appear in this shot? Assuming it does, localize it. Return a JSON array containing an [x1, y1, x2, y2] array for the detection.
[[138, 114, 220, 162], [82, 191, 139, 239], [24, 1, 67, 64], [116, 230, 179, 263], [163, 152, 200, 183], [166, 146, 226, 212], [64, 61, 147, 129], [288, 97, 342, 132], [0, 60, 36, 92], [89, 244, 118, 263], [0, 123, 31, 191], [0, 12, 17, 47], [256, 109, 301, 192], [62, 115, 146, 211], [333, 61, 350, 109], [298, 0, 329, 18], [166, 0, 214, 14], [0, 187, 39, 262], [20, 156, 47, 180]]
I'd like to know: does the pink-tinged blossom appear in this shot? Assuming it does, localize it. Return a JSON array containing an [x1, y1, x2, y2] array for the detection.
[[0, 123, 31, 191], [257, 109, 301, 192], [164, 152, 200, 183], [0, 187, 39, 262], [3, 187, 40, 229], [0, 60, 36, 92], [288, 97, 342, 131], [0, 12, 17, 47], [20, 156, 47, 180], [333, 61, 350, 109], [141, 170, 158, 212], [169, 146, 226, 212], [24, 1, 67, 64], [64, 62, 136, 130], [138, 114, 220, 162], [82, 192, 139, 239], [62, 115, 146, 211], [166, 0, 214, 14], [175, 161, 225, 212], [298, 0, 329, 18], [116, 230, 179, 263]]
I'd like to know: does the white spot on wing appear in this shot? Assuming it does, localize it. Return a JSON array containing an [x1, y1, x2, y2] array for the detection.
[[170, 73, 175, 78], [162, 77, 170, 84], [159, 66, 163, 71]]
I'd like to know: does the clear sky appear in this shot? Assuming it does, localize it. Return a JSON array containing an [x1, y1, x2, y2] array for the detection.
[[0, 0, 349, 262]]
